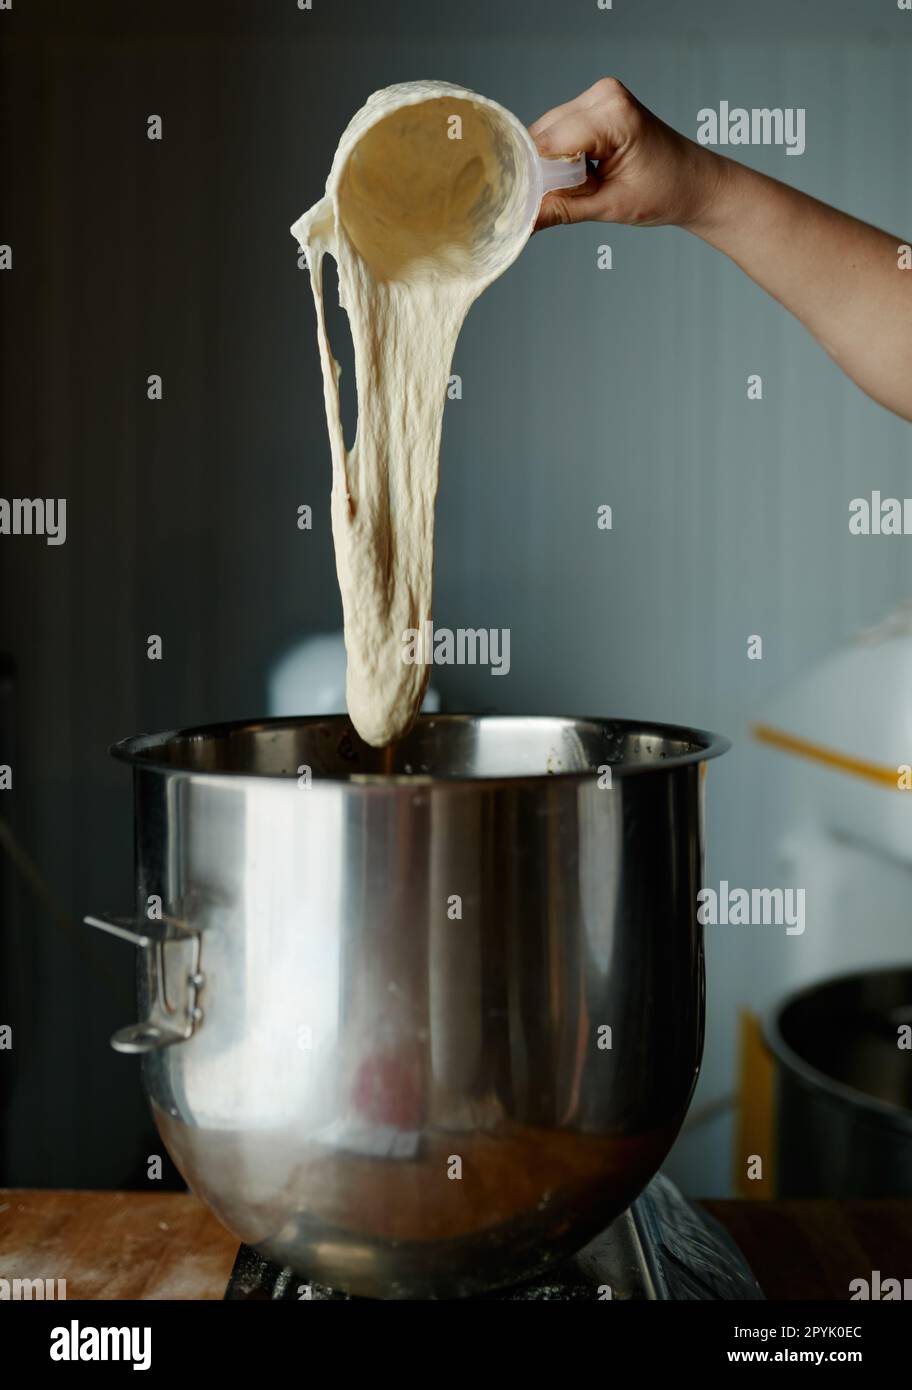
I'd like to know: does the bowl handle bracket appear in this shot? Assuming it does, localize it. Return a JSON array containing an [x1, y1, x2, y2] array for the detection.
[[84, 912, 204, 1054]]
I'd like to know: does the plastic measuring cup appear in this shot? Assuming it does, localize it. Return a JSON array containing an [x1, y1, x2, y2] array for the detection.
[[521, 150, 588, 230], [293, 83, 590, 283]]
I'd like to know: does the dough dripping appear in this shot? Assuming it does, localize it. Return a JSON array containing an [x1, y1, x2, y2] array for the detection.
[[292, 82, 536, 747]]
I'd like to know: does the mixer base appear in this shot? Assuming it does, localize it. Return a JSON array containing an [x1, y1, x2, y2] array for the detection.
[[223, 1174, 764, 1301]]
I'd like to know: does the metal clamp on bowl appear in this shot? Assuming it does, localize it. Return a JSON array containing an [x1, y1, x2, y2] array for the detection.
[[84, 912, 204, 1054]]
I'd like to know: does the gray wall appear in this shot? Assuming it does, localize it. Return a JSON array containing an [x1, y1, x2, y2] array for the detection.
[[1, 0, 910, 1192]]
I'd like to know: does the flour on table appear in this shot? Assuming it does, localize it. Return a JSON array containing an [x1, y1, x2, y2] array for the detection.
[[292, 81, 535, 747]]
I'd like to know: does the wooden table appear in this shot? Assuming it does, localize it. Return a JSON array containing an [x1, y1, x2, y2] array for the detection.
[[0, 1189, 238, 1299], [3, 1188, 911, 1299], [704, 1199, 912, 1301]]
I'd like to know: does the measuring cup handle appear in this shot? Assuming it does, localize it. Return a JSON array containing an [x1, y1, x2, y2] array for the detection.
[[537, 152, 588, 196]]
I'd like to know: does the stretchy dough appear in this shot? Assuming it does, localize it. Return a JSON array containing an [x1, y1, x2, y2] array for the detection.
[[292, 82, 534, 746]]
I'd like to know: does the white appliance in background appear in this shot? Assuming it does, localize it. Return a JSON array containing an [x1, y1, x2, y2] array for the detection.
[[751, 600, 912, 1005], [268, 631, 441, 720]]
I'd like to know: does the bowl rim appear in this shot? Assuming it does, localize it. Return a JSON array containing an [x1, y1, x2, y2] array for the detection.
[[109, 712, 732, 787], [765, 963, 912, 1130]]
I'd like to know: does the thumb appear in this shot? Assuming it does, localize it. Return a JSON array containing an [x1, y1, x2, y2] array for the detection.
[[534, 182, 604, 232]]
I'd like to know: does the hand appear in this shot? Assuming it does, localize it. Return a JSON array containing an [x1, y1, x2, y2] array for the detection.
[[530, 77, 725, 233], [530, 79, 912, 421]]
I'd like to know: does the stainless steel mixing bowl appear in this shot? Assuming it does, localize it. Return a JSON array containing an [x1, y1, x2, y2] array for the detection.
[[768, 966, 912, 1197], [86, 713, 729, 1298]]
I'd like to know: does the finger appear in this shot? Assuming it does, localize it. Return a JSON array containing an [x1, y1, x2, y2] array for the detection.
[[534, 184, 607, 232], [528, 91, 593, 140], [531, 108, 616, 162], [528, 76, 629, 139]]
